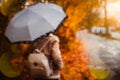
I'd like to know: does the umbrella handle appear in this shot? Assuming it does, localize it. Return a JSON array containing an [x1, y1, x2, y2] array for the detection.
[[39, 37, 52, 52]]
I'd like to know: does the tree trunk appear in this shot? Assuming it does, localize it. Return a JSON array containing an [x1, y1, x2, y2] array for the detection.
[[0, 12, 10, 54], [104, 0, 109, 35]]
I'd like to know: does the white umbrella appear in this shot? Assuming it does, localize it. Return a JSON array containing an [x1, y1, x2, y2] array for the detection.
[[5, 3, 66, 43]]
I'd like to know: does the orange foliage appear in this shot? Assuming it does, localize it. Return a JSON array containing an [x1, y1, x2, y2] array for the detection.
[[10, 43, 30, 77], [55, 1, 95, 80], [58, 39, 94, 80]]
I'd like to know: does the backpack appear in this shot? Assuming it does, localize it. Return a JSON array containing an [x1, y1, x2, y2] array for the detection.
[[28, 37, 52, 79]]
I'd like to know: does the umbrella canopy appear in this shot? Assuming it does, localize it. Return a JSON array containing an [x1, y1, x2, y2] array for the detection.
[[5, 3, 66, 43]]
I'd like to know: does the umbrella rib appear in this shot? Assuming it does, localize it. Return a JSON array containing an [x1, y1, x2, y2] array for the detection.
[[27, 9, 36, 41], [28, 9, 54, 28], [28, 9, 54, 40]]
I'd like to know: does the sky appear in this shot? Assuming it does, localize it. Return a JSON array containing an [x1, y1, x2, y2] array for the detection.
[[96, 0, 120, 23], [107, 1, 120, 18]]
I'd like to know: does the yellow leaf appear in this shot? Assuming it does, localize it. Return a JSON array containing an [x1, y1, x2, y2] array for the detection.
[[1, 0, 18, 16]]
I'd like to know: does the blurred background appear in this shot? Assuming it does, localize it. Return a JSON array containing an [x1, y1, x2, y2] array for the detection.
[[0, 0, 120, 80]]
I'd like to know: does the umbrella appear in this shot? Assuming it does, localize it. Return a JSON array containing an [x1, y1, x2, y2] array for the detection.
[[5, 3, 66, 43]]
